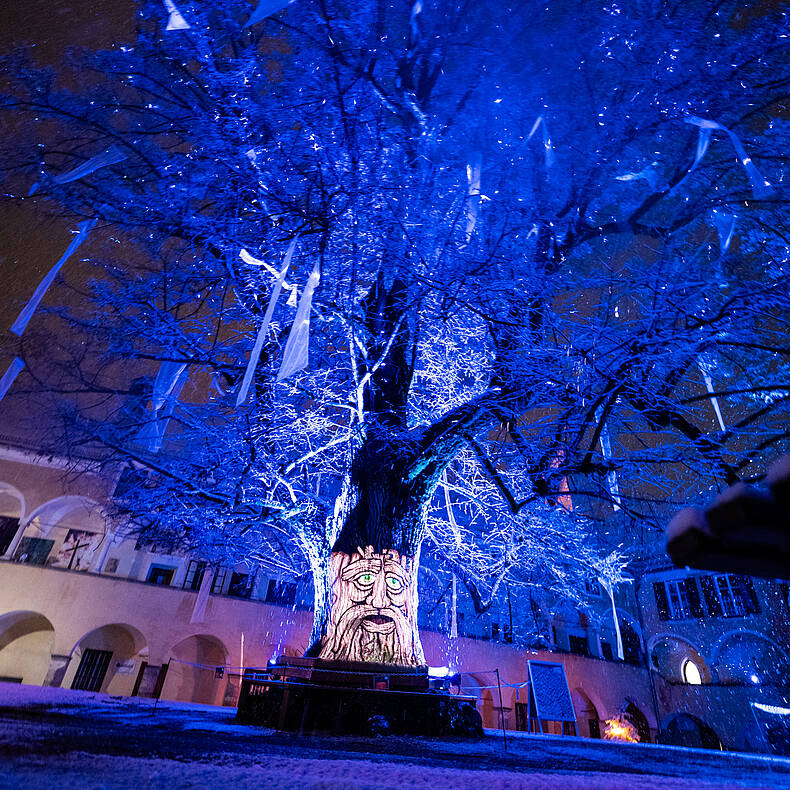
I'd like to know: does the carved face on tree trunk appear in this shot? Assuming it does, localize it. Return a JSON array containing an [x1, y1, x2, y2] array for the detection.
[[318, 546, 423, 666]]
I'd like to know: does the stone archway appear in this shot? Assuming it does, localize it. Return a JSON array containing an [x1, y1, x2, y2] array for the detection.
[[8, 495, 109, 570], [0, 610, 55, 685], [625, 700, 652, 743], [713, 630, 790, 686], [166, 634, 229, 706], [64, 623, 147, 694], [479, 687, 496, 729], [572, 688, 601, 738], [649, 634, 711, 684], [661, 712, 722, 750]]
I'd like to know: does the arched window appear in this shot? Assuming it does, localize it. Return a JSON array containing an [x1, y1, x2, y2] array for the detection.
[[714, 632, 789, 686], [617, 616, 643, 665], [681, 657, 703, 685]]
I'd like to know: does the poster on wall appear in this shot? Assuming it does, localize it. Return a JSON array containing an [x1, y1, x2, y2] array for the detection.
[[51, 529, 101, 571]]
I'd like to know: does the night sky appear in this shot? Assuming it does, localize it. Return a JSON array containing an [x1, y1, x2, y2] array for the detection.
[[0, 0, 135, 316]]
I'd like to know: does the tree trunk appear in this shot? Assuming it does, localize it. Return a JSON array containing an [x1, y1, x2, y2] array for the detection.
[[306, 437, 430, 666]]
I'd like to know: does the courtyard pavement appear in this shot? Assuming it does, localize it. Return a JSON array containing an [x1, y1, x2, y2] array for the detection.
[[1, 683, 789, 789]]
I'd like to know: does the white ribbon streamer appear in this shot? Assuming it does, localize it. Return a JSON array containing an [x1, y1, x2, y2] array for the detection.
[[244, 0, 293, 27], [237, 238, 299, 405], [136, 361, 188, 452], [527, 114, 554, 168], [277, 258, 320, 382], [240, 248, 298, 307], [53, 145, 126, 185], [599, 577, 624, 661], [28, 146, 126, 196], [441, 475, 462, 639], [164, 0, 190, 30], [409, 0, 423, 40], [684, 116, 773, 199], [615, 163, 659, 190], [595, 406, 621, 510], [711, 210, 736, 255], [697, 358, 726, 432], [190, 566, 213, 623], [465, 153, 482, 240], [0, 358, 25, 403], [152, 360, 187, 410], [11, 219, 96, 336]]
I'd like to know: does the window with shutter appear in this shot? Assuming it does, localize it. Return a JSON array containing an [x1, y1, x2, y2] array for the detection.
[[700, 576, 723, 617], [714, 575, 745, 616], [228, 572, 252, 598], [653, 582, 670, 620], [183, 560, 207, 591], [732, 575, 760, 615], [569, 635, 589, 656], [666, 580, 692, 619], [684, 577, 705, 618], [211, 567, 227, 595]]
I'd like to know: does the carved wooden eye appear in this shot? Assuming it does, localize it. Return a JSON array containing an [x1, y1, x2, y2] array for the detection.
[[355, 572, 374, 587], [386, 575, 404, 592]]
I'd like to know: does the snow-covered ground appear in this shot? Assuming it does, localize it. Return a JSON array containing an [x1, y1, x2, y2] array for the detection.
[[1, 683, 789, 789]]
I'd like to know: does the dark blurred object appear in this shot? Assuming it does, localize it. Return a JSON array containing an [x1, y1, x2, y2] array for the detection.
[[667, 457, 790, 579]]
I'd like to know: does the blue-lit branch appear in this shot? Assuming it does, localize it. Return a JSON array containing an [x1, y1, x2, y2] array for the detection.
[[1, 0, 788, 653]]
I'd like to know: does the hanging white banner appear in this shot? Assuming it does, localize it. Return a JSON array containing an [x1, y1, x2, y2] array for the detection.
[[0, 358, 25, 403], [711, 210, 736, 255], [29, 146, 126, 196], [684, 116, 773, 199], [136, 361, 188, 452], [240, 248, 298, 306], [595, 406, 621, 510], [409, 0, 423, 40], [244, 0, 293, 27], [190, 566, 213, 623], [53, 146, 126, 185], [599, 577, 624, 661], [163, 0, 190, 30], [236, 238, 299, 405], [11, 219, 96, 337], [527, 114, 554, 168], [615, 163, 659, 190], [697, 358, 726, 432], [276, 258, 320, 382], [465, 153, 482, 240]]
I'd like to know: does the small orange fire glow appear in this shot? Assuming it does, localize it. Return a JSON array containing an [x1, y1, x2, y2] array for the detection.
[[603, 714, 639, 743]]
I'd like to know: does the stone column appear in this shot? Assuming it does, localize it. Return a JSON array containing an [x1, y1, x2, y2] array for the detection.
[[90, 528, 115, 573]]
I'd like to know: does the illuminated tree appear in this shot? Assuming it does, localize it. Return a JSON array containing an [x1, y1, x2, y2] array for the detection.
[[1, 0, 788, 663]]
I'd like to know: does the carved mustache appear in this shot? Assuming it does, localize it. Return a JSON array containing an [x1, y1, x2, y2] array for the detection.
[[334, 604, 408, 636]]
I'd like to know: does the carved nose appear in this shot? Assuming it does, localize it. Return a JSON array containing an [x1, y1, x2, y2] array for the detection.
[[370, 574, 388, 608]]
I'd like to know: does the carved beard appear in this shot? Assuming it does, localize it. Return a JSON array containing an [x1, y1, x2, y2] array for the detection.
[[325, 602, 414, 664]]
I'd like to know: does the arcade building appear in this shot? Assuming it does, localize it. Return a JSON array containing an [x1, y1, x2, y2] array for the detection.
[[0, 435, 788, 752]]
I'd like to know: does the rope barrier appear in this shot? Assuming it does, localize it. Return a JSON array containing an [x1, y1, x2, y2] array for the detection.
[[169, 657, 504, 678], [167, 658, 521, 696], [168, 658, 267, 672]]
